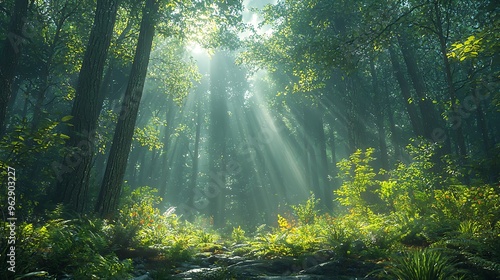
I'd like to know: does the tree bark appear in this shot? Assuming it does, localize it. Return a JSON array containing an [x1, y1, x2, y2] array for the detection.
[[370, 60, 389, 170], [0, 0, 28, 136], [433, 0, 467, 157], [159, 97, 177, 205], [96, 0, 159, 218], [388, 44, 424, 137], [385, 91, 402, 162], [208, 50, 228, 228], [189, 101, 202, 206], [54, 0, 119, 212], [397, 33, 442, 141]]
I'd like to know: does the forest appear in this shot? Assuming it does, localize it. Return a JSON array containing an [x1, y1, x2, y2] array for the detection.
[[0, 0, 499, 279]]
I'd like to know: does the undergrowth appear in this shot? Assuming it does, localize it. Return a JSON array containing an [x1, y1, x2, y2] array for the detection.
[[1, 141, 499, 279]]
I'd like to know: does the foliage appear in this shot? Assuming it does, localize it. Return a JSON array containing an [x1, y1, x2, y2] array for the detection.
[[433, 185, 500, 227], [0, 212, 132, 279], [3, 143, 499, 278], [133, 124, 164, 151], [249, 201, 343, 259], [335, 148, 378, 214], [381, 249, 466, 280], [448, 35, 484, 61], [110, 186, 223, 262], [231, 226, 247, 244], [290, 193, 320, 225], [329, 143, 499, 276]]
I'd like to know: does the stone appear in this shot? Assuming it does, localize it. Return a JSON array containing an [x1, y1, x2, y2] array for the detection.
[[132, 273, 152, 280]]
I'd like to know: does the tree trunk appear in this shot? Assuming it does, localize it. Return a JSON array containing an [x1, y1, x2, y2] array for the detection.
[[303, 101, 330, 209], [388, 44, 424, 137], [0, 0, 28, 136], [159, 98, 177, 205], [433, 0, 467, 157], [54, 0, 119, 212], [385, 92, 402, 162], [125, 145, 140, 187], [370, 60, 389, 170], [189, 101, 202, 206], [397, 33, 444, 143], [96, 0, 159, 218], [344, 77, 357, 153], [208, 51, 228, 228]]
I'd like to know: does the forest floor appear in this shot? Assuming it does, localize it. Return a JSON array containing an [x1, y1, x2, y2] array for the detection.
[[125, 245, 381, 279]]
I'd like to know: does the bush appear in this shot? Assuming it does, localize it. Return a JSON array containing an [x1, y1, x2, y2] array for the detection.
[[382, 248, 466, 280], [7, 216, 132, 279]]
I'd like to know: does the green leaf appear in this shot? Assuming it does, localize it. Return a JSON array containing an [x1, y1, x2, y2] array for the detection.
[[59, 134, 70, 140], [61, 115, 74, 122]]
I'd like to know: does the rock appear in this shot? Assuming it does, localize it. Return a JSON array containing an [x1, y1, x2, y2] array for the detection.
[[300, 259, 380, 278], [174, 267, 234, 279], [300, 261, 342, 275], [132, 273, 152, 280], [253, 276, 330, 280], [312, 249, 336, 260], [207, 254, 246, 265], [299, 250, 336, 270], [228, 257, 300, 277], [179, 262, 202, 270], [177, 267, 218, 276]]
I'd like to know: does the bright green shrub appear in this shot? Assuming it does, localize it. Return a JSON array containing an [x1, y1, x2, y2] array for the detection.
[[12, 217, 132, 279], [433, 184, 500, 226], [291, 193, 320, 225], [231, 226, 247, 243], [335, 148, 377, 215], [383, 248, 466, 280]]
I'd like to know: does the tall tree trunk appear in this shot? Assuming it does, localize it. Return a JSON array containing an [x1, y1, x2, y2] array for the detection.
[[344, 77, 357, 153], [147, 148, 160, 186], [208, 50, 228, 228], [125, 145, 140, 187], [370, 60, 389, 170], [189, 102, 202, 207], [0, 0, 28, 136], [326, 118, 339, 192], [159, 98, 177, 205], [385, 93, 402, 162], [303, 105, 316, 190], [315, 106, 331, 210], [433, 0, 467, 157], [397, 33, 445, 143], [31, 6, 74, 131], [97, 18, 133, 115], [464, 64, 490, 156], [54, 0, 119, 212], [138, 147, 149, 184], [96, 0, 159, 218], [303, 101, 330, 209], [388, 44, 424, 137]]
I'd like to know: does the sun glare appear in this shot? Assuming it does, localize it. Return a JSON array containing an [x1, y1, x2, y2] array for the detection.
[[186, 41, 208, 55]]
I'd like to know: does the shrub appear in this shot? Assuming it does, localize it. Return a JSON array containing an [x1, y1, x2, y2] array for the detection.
[[10, 217, 132, 279], [383, 248, 466, 280]]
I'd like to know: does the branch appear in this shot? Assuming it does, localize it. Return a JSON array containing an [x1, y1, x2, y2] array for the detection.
[[367, 1, 431, 46]]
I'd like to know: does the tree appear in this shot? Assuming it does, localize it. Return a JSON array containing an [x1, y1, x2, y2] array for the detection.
[[207, 50, 229, 227], [0, 0, 28, 136], [54, 0, 120, 212], [96, 0, 160, 218]]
